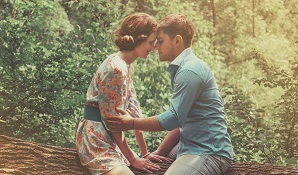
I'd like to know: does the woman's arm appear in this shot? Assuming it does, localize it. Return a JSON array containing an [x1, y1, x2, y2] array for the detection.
[[98, 65, 159, 173], [110, 131, 136, 162], [110, 131, 160, 173], [134, 129, 148, 156], [126, 77, 149, 156]]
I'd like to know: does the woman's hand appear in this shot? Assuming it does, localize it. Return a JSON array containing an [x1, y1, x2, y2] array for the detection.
[[130, 157, 160, 173], [146, 152, 173, 163]]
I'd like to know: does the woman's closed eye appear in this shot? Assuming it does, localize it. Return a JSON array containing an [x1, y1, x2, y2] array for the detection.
[[149, 40, 155, 46]]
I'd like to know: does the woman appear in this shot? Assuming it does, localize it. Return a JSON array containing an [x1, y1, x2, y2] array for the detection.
[[76, 13, 161, 175]]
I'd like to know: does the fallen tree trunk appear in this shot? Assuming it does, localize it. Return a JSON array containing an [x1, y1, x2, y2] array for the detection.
[[0, 135, 297, 175]]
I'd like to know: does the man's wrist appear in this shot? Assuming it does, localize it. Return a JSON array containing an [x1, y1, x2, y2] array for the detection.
[[154, 149, 165, 156], [131, 118, 135, 129]]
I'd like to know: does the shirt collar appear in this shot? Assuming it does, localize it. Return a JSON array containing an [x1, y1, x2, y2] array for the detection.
[[170, 47, 192, 66]]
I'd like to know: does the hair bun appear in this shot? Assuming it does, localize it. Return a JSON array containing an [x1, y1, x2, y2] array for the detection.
[[123, 35, 134, 43], [114, 35, 135, 51], [135, 34, 147, 41], [113, 13, 157, 51]]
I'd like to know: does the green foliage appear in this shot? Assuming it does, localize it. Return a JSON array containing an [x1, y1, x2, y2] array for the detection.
[[0, 0, 123, 147], [0, 0, 77, 146], [254, 50, 298, 165], [128, 54, 171, 154], [222, 86, 275, 163], [133, 54, 171, 116]]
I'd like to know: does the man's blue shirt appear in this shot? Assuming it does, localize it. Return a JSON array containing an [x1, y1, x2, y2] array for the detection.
[[158, 48, 234, 160]]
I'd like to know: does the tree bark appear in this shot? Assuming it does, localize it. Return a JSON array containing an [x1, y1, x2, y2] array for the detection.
[[210, 0, 216, 28], [0, 135, 297, 175], [252, 0, 256, 37]]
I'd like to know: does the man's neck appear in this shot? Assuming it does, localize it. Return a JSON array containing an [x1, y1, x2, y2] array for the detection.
[[170, 47, 191, 64]]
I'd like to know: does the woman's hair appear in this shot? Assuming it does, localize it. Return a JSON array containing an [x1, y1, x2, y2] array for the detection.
[[114, 13, 157, 51], [158, 14, 195, 47]]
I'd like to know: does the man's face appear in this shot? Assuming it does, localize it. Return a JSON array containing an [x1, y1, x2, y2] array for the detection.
[[155, 30, 176, 62]]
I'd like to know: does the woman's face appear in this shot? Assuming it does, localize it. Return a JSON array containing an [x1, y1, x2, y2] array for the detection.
[[135, 32, 157, 58]]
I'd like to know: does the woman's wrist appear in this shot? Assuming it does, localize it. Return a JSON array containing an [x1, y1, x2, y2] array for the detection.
[[127, 154, 138, 163], [142, 152, 150, 158]]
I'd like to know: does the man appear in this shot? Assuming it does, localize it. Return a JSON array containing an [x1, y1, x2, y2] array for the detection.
[[107, 14, 233, 175]]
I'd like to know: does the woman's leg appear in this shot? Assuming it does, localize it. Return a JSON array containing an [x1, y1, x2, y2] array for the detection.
[[103, 165, 134, 175]]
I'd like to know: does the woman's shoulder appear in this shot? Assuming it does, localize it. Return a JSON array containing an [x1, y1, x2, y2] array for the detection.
[[104, 54, 128, 72]]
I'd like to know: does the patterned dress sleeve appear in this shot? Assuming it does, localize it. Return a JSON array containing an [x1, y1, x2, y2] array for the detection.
[[96, 63, 127, 131], [127, 78, 143, 119]]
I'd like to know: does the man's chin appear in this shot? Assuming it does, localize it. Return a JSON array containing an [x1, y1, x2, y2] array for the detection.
[[158, 57, 166, 62], [157, 55, 163, 60], [140, 55, 148, 59]]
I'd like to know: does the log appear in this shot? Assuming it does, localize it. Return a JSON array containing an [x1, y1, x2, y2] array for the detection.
[[0, 135, 297, 175]]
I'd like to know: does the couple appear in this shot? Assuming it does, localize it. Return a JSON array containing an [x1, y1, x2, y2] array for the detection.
[[76, 12, 233, 175]]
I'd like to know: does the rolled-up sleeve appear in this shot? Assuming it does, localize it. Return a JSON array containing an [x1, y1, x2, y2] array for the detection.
[[158, 70, 204, 130]]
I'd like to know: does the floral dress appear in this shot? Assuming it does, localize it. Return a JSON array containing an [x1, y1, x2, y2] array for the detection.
[[76, 54, 143, 175]]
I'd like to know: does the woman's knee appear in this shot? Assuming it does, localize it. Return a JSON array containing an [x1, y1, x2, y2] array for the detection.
[[103, 165, 134, 175]]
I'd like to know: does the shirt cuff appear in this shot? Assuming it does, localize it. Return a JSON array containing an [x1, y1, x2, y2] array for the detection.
[[158, 109, 180, 131]]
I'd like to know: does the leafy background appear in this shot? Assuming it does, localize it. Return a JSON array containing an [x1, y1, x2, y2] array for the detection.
[[0, 0, 297, 166]]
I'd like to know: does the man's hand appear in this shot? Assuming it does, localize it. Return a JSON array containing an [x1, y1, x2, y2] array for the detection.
[[145, 152, 173, 163], [106, 107, 133, 132], [130, 157, 160, 173]]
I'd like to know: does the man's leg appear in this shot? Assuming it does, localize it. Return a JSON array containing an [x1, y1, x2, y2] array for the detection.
[[164, 154, 232, 175]]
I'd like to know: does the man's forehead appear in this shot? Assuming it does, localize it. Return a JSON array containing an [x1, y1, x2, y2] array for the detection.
[[157, 30, 168, 39]]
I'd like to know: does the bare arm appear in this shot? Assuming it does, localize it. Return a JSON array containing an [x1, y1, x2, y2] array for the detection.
[[106, 108, 175, 163], [154, 128, 180, 156], [106, 108, 165, 132], [126, 79, 149, 156], [111, 131, 161, 173], [111, 132, 136, 162], [134, 130, 148, 156], [134, 116, 165, 132]]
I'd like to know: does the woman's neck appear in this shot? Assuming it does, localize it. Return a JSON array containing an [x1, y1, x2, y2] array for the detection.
[[117, 51, 137, 65]]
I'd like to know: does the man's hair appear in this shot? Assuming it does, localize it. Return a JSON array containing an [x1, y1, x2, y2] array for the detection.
[[158, 14, 195, 47], [114, 13, 157, 51]]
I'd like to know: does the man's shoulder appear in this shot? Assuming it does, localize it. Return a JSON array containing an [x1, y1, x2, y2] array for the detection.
[[177, 54, 214, 83], [181, 54, 209, 72]]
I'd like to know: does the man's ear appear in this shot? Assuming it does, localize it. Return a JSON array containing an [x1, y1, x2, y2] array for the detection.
[[175, 35, 183, 46]]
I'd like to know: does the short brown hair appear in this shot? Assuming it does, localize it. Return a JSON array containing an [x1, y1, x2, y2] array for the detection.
[[158, 14, 195, 47], [114, 13, 157, 51]]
